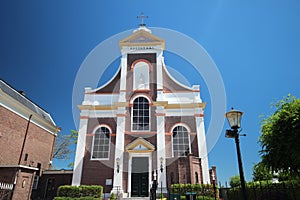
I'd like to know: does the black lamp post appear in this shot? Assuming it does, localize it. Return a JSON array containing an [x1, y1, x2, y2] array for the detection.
[[225, 108, 247, 200], [211, 170, 217, 200]]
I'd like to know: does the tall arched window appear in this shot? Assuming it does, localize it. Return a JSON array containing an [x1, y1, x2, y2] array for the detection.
[[92, 126, 110, 159], [172, 125, 190, 157], [133, 61, 150, 90], [195, 172, 199, 183], [132, 97, 150, 131]]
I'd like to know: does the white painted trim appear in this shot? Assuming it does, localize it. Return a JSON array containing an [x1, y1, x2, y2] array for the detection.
[[72, 117, 88, 186], [156, 106, 167, 193], [129, 94, 152, 105], [130, 96, 151, 132], [0, 82, 56, 126], [195, 116, 210, 184], [112, 111, 125, 194], [0, 165, 38, 171], [0, 96, 59, 135]]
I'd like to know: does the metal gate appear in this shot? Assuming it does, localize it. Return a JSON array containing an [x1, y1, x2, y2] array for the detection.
[[0, 182, 13, 200]]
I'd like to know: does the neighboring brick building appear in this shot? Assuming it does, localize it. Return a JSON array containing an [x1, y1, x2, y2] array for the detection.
[[72, 24, 217, 198], [32, 170, 73, 200], [0, 79, 60, 200]]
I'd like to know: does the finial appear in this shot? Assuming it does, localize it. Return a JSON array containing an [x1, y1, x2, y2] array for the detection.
[[137, 12, 148, 26]]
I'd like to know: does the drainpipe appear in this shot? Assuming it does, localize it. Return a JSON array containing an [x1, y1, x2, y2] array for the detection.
[[18, 114, 32, 165], [11, 114, 32, 200]]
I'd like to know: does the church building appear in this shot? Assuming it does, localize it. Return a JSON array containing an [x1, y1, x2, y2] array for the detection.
[[72, 24, 215, 198]]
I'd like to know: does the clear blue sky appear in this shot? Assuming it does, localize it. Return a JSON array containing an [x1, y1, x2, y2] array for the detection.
[[1, 1, 300, 185]]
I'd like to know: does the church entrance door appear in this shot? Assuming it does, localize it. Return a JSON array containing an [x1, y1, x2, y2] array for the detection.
[[131, 157, 149, 197]]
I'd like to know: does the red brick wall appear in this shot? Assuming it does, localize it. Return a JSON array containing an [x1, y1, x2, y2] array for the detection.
[[82, 131, 115, 189], [166, 156, 203, 188], [81, 153, 114, 190], [0, 106, 55, 170], [31, 171, 73, 200], [12, 168, 35, 200]]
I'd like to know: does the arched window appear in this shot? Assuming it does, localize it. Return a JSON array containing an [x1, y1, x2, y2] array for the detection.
[[132, 97, 150, 131], [195, 172, 199, 183], [133, 61, 150, 90], [92, 126, 110, 159], [172, 125, 190, 157]]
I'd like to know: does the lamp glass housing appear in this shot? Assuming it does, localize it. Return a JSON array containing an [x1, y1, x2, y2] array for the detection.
[[225, 109, 243, 129]]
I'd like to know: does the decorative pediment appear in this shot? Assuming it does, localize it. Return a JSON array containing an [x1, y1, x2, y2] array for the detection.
[[119, 29, 165, 49], [125, 137, 155, 153]]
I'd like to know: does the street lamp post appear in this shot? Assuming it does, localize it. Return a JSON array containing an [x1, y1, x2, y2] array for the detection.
[[225, 108, 247, 200], [211, 170, 217, 200]]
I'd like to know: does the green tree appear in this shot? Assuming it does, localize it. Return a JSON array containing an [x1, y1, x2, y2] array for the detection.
[[230, 175, 241, 188], [259, 94, 300, 177], [252, 162, 272, 181], [52, 130, 78, 160]]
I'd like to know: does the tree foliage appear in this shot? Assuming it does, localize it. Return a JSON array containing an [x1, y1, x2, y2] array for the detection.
[[259, 94, 300, 176], [52, 130, 78, 160], [230, 175, 241, 188], [252, 162, 273, 181]]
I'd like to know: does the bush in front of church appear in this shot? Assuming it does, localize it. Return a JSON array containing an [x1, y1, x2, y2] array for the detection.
[[54, 185, 103, 200]]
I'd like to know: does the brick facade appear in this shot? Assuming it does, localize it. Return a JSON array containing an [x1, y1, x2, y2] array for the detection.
[[0, 106, 55, 168], [0, 79, 60, 200], [73, 26, 216, 197]]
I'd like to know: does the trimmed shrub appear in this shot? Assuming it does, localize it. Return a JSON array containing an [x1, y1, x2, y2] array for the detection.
[[225, 180, 300, 200], [54, 198, 97, 200], [171, 183, 218, 198], [55, 185, 103, 199], [57, 185, 80, 198]]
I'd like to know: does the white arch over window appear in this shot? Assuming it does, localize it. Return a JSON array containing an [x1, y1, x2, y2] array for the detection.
[[133, 61, 150, 90], [91, 125, 111, 160], [131, 96, 150, 131], [171, 124, 191, 157]]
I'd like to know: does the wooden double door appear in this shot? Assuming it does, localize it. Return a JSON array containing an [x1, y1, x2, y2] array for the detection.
[[131, 157, 149, 197]]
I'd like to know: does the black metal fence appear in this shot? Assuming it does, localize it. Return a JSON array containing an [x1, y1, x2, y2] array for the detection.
[[219, 181, 300, 200], [0, 182, 13, 200]]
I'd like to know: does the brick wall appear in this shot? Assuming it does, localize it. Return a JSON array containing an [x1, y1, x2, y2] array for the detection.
[[0, 106, 55, 170]]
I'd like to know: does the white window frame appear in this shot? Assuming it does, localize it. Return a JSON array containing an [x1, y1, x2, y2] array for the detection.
[[91, 125, 112, 160], [131, 95, 151, 132], [171, 124, 191, 157]]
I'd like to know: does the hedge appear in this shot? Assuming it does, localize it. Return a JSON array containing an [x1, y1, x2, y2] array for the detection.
[[54, 198, 97, 200], [180, 195, 216, 200], [225, 180, 300, 200], [54, 185, 103, 200], [171, 183, 218, 198]]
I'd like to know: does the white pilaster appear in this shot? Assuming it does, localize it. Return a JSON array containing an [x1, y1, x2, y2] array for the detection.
[[72, 110, 89, 186], [112, 107, 126, 194], [156, 106, 167, 193], [195, 114, 210, 184], [119, 56, 127, 102], [156, 55, 164, 101]]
